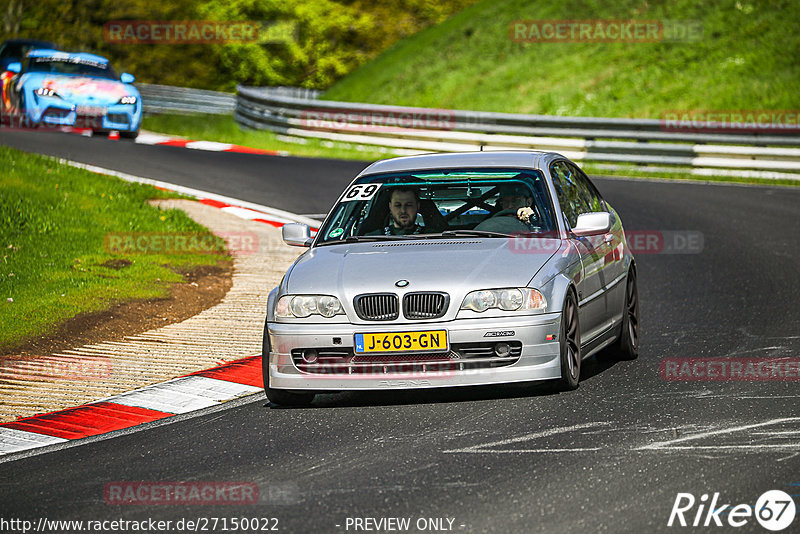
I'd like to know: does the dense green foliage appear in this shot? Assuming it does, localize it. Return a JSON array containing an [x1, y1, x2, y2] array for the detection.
[[324, 0, 800, 117], [4, 0, 474, 90]]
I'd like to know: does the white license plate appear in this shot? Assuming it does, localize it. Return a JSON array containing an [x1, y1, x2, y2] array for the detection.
[[75, 106, 106, 116]]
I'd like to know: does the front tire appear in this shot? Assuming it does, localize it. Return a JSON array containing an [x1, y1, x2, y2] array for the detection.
[[262, 323, 315, 407], [265, 386, 315, 407], [609, 268, 639, 361], [556, 290, 581, 391], [120, 128, 139, 140]]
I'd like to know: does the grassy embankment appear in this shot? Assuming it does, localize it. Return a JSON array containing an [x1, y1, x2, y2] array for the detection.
[[325, 0, 798, 116], [0, 146, 228, 350]]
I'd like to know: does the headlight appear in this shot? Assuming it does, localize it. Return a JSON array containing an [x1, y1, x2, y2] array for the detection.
[[35, 88, 60, 98], [276, 295, 344, 318], [118, 96, 137, 105], [460, 288, 546, 313]]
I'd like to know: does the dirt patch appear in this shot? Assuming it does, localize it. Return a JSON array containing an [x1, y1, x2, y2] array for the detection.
[[1, 260, 233, 357], [100, 258, 133, 270]]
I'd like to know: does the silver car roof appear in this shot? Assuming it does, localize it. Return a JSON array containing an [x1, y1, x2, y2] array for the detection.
[[357, 151, 565, 176]]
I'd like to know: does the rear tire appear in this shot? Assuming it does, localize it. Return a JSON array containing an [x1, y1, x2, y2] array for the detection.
[[262, 323, 315, 407], [555, 290, 581, 391], [609, 268, 639, 361]]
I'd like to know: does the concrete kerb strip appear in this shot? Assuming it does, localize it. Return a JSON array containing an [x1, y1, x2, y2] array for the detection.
[[0, 163, 313, 458]]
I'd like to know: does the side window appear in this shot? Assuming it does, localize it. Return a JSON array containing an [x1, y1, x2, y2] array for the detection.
[[550, 161, 591, 228], [566, 162, 605, 213]]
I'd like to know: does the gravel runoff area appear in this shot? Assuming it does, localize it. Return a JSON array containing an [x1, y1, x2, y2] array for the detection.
[[0, 199, 302, 422]]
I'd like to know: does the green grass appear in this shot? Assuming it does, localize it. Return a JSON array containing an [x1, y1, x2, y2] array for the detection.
[[0, 147, 228, 350], [143, 114, 395, 162], [323, 0, 800, 117]]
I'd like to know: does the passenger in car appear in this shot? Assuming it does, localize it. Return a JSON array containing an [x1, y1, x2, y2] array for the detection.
[[473, 184, 536, 233]]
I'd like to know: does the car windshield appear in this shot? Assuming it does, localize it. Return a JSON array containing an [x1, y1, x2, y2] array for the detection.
[[0, 42, 53, 60], [26, 56, 118, 80], [316, 168, 558, 245]]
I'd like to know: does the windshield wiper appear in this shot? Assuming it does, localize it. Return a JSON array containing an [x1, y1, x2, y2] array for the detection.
[[437, 230, 514, 238], [343, 235, 416, 242], [317, 234, 423, 246]]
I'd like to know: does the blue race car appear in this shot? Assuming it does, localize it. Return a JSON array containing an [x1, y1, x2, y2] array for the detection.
[[5, 49, 141, 138], [1, 40, 58, 112]]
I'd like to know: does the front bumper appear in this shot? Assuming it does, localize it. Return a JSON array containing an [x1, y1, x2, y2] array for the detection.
[[31, 102, 140, 132], [267, 313, 563, 391]]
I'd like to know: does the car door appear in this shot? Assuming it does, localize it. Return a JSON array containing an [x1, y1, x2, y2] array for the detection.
[[566, 162, 627, 329], [550, 160, 610, 344]]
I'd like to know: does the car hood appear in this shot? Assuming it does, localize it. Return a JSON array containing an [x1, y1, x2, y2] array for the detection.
[[23, 73, 135, 104], [285, 238, 560, 298]]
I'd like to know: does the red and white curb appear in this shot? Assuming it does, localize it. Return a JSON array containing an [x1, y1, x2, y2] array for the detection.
[[0, 356, 263, 455], [3, 124, 285, 156], [0, 163, 322, 459], [135, 131, 284, 156]]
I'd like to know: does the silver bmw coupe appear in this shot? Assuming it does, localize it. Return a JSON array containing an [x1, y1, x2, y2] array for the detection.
[[263, 151, 639, 406]]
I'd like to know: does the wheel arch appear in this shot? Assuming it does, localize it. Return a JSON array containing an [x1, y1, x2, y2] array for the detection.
[[540, 272, 578, 315]]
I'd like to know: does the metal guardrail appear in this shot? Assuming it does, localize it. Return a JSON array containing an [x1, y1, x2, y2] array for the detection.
[[139, 84, 319, 115], [235, 86, 800, 178], [139, 84, 236, 115]]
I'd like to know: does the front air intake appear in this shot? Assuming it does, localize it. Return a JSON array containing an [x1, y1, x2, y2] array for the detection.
[[354, 293, 399, 321], [403, 292, 449, 319]]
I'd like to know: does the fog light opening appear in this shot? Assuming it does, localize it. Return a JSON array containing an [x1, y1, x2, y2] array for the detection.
[[301, 349, 318, 364], [494, 342, 511, 357]]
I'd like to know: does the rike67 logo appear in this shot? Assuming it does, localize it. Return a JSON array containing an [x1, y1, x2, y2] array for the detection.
[[668, 490, 796, 531]]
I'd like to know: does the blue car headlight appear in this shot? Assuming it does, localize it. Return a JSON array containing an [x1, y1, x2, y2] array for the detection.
[[460, 288, 546, 313], [35, 88, 61, 98], [118, 95, 137, 105]]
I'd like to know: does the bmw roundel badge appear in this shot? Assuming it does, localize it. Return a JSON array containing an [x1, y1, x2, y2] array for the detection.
[[395, 280, 409, 288]]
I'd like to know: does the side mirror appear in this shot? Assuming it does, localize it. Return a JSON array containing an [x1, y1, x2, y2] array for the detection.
[[571, 212, 612, 237], [120, 73, 135, 84], [6, 62, 21, 74], [282, 223, 313, 247]]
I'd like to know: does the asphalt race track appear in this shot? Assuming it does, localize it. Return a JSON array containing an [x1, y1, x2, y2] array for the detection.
[[2, 130, 800, 533], [0, 130, 368, 216]]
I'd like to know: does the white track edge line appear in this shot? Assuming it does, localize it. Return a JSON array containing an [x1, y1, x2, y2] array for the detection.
[[0, 392, 266, 464], [57, 158, 322, 227]]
